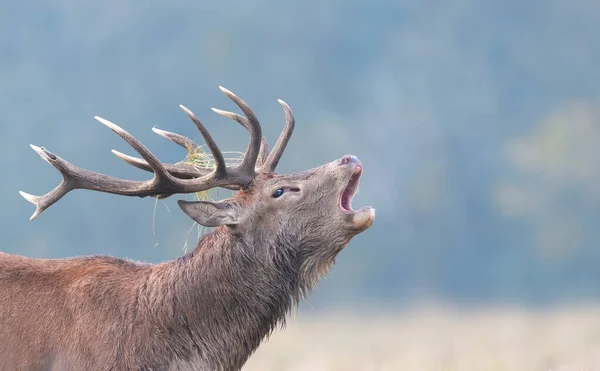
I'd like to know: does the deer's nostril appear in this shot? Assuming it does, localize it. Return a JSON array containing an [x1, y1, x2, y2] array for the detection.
[[341, 155, 359, 166]]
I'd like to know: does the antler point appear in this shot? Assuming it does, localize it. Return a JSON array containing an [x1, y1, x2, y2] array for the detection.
[[29, 144, 45, 157], [29, 144, 55, 164], [29, 208, 42, 221], [19, 190, 36, 203], [94, 116, 120, 132], [19, 191, 42, 220], [179, 105, 193, 116], [218, 86, 235, 97], [151, 127, 168, 137], [111, 149, 138, 163]]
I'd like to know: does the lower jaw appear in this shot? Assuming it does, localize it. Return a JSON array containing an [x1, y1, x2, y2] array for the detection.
[[343, 206, 375, 230]]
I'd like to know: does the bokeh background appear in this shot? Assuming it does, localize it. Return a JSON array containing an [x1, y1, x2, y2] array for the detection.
[[2, 0, 600, 369]]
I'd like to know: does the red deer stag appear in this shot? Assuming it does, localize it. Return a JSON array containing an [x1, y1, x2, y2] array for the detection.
[[0, 87, 375, 371]]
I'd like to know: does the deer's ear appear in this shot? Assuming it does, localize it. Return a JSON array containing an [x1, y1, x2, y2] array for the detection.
[[177, 200, 241, 227]]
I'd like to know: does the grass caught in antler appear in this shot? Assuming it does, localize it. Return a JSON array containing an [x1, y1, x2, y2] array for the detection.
[[179, 142, 245, 203], [150, 144, 244, 252], [161, 144, 244, 253], [181, 143, 245, 179]]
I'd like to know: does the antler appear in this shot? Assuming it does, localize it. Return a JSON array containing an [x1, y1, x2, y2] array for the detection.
[[20, 86, 295, 220], [260, 99, 295, 172], [114, 97, 295, 178]]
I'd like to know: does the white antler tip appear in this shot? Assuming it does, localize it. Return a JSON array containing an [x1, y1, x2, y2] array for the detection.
[[29, 209, 41, 221], [152, 127, 167, 135], [94, 116, 120, 132], [111, 149, 137, 162], [218, 86, 234, 96], [19, 190, 36, 203], [29, 144, 53, 164], [211, 108, 235, 119], [29, 144, 43, 153], [152, 127, 176, 140], [179, 105, 193, 116], [19, 191, 42, 220], [277, 99, 289, 107]]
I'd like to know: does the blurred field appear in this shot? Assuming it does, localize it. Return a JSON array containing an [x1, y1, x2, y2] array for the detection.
[[243, 305, 600, 371]]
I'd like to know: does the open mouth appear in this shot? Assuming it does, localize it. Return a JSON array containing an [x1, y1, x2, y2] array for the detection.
[[339, 164, 362, 213]]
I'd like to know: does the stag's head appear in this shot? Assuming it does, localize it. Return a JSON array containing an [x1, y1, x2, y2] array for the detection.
[[21, 87, 374, 281], [181, 153, 373, 241], [180, 155, 374, 283]]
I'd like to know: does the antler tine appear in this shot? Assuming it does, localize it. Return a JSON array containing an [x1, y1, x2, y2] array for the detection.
[[19, 145, 75, 220], [19, 117, 185, 220], [20, 183, 72, 221], [94, 116, 176, 185], [179, 105, 227, 177], [152, 127, 199, 152], [210, 108, 270, 167], [111, 150, 211, 179], [108, 149, 240, 191], [111, 126, 206, 179], [19, 144, 161, 220], [216, 86, 262, 175], [259, 99, 296, 173], [258, 137, 270, 167]]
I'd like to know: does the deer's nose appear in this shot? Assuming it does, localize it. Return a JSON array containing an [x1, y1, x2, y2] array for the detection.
[[341, 155, 359, 165]]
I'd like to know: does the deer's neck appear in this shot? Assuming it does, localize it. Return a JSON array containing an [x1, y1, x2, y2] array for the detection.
[[154, 227, 300, 370]]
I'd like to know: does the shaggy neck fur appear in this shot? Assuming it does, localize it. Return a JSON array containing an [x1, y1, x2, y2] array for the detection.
[[144, 227, 304, 370]]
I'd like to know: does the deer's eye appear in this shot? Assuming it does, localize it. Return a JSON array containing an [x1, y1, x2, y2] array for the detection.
[[272, 188, 285, 198]]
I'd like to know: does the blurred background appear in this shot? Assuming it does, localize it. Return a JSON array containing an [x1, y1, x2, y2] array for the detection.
[[2, 0, 600, 369]]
